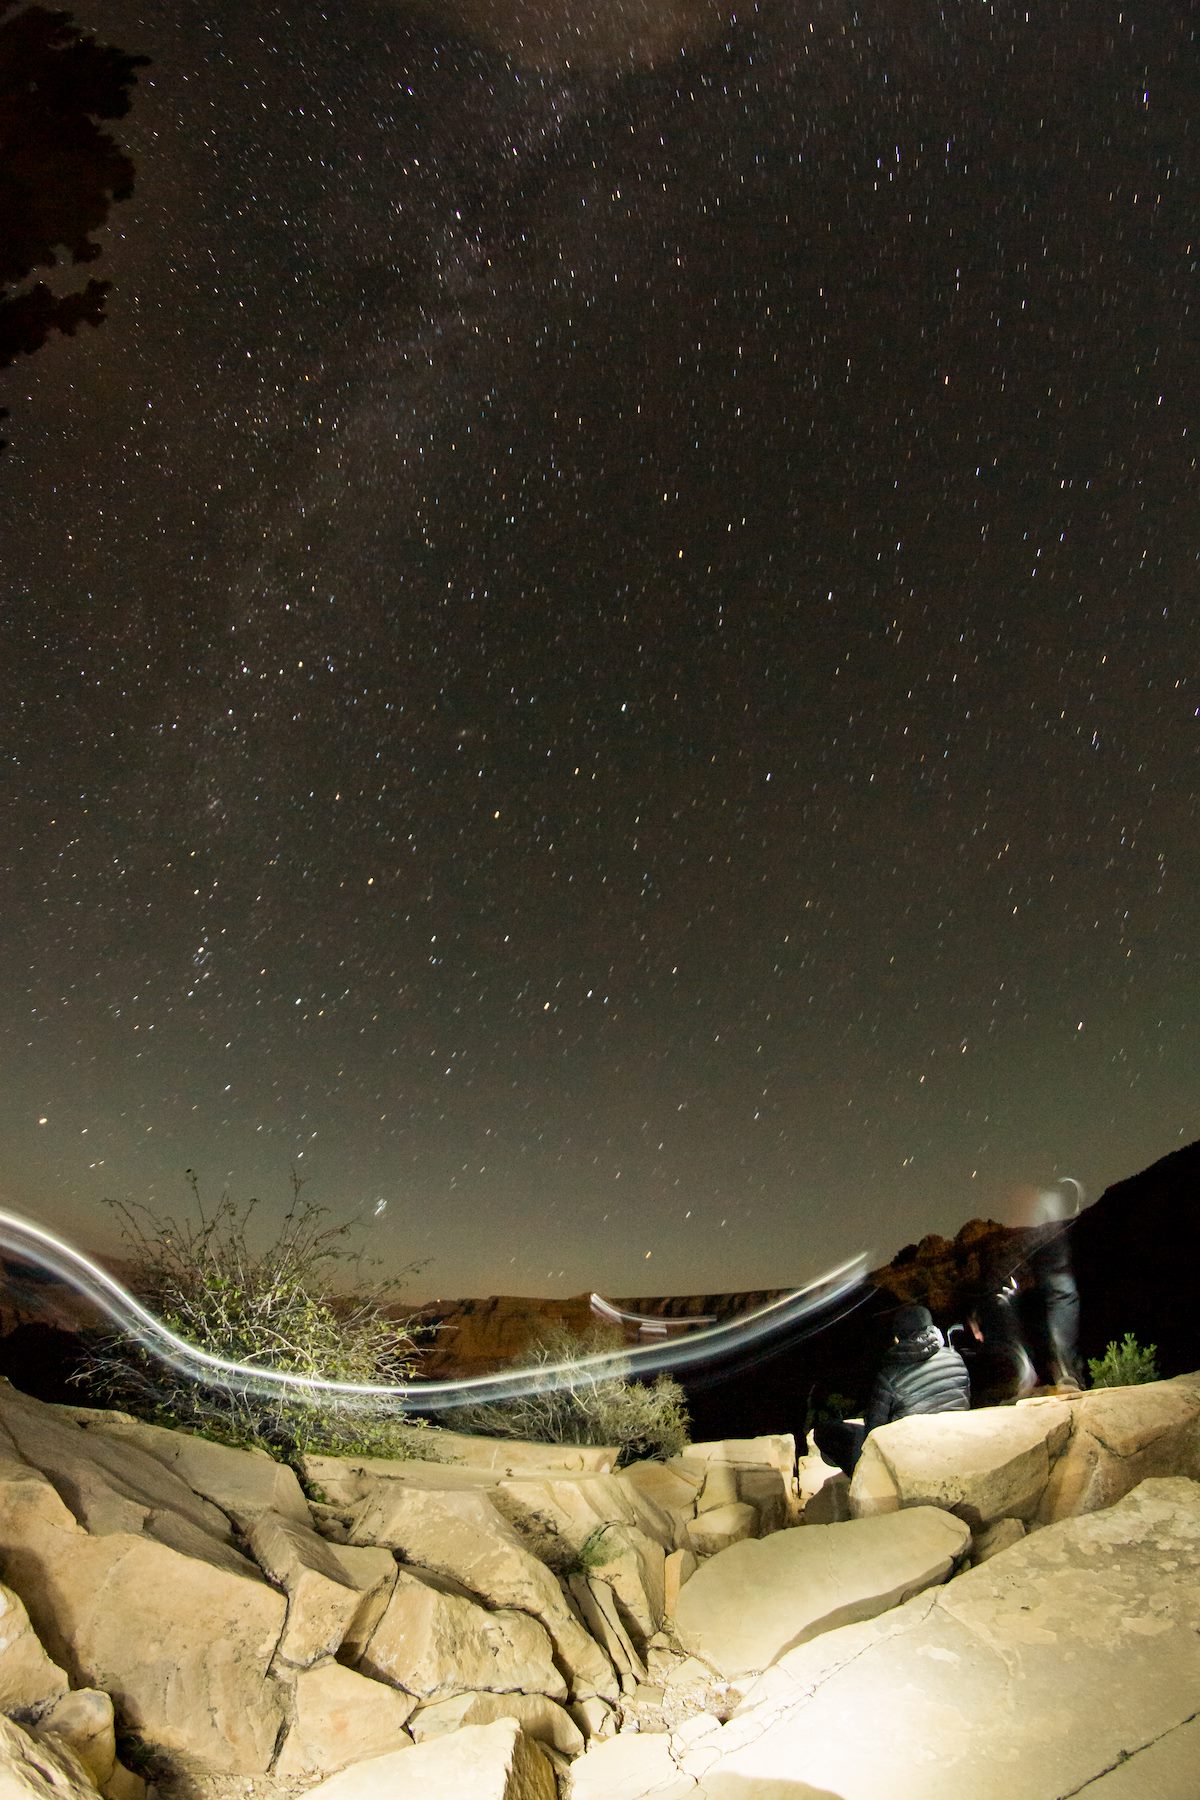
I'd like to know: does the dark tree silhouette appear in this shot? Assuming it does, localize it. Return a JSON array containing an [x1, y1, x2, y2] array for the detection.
[[0, 1, 147, 440]]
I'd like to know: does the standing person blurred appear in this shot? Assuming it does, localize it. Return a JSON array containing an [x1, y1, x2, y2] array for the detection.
[[1020, 1179, 1084, 1389]]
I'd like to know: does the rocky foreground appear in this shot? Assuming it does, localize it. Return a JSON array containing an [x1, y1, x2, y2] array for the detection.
[[1, 1374, 1198, 1800]]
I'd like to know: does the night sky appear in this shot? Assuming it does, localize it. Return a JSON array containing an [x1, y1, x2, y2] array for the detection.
[[2, 0, 1196, 1302]]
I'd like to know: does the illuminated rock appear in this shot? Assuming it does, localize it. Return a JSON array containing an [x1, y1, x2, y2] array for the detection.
[[684, 1501, 757, 1557], [409, 1689, 584, 1757], [63, 1406, 311, 1532], [0, 1716, 96, 1800], [346, 1482, 618, 1701], [356, 1565, 566, 1702], [494, 1472, 666, 1643], [682, 1476, 1200, 1798], [248, 1510, 362, 1667], [1036, 1374, 1200, 1524], [296, 1717, 556, 1800], [273, 1660, 415, 1780], [0, 1579, 68, 1716], [675, 1506, 969, 1680], [325, 1544, 397, 1663], [849, 1397, 1074, 1528]]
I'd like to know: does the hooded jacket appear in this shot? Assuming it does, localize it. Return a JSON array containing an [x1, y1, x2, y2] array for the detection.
[[862, 1323, 972, 1434]]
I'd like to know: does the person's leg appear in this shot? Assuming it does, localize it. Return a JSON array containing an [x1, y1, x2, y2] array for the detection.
[[813, 1418, 867, 1477]]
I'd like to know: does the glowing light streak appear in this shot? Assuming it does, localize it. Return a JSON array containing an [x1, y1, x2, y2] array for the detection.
[[0, 1206, 868, 1412]]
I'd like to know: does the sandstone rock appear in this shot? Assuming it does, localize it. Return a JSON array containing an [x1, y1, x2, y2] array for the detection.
[[690, 1476, 1200, 1799], [419, 1431, 616, 1474], [295, 1717, 556, 1800], [0, 1385, 243, 1572], [676, 1506, 970, 1680], [849, 1397, 1074, 1528], [565, 1729, 694, 1800], [566, 1576, 646, 1692], [695, 1464, 739, 1514], [61, 1408, 310, 1532], [0, 1715, 96, 1800], [662, 1546, 697, 1617], [410, 1689, 584, 1756], [566, 1696, 618, 1742], [32, 1689, 116, 1791], [249, 1511, 361, 1667], [494, 1473, 665, 1645], [358, 1565, 566, 1701], [272, 1660, 415, 1779], [347, 1481, 617, 1700], [301, 1454, 505, 1511], [802, 1472, 851, 1524], [683, 1436, 796, 1483], [616, 1463, 697, 1546], [733, 1467, 788, 1535], [795, 1448, 843, 1509], [0, 1442, 287, 1773], [0, 1580, 68, 1716], [1036, 1379, 1200, 1524], [325, 1544, 396, 1664], [970, 1516, 1026, 1565], [684, 1501, 757, 1557]]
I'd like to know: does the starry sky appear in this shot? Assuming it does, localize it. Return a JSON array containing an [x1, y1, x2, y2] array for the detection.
[[2, 0, 1197, 1302]]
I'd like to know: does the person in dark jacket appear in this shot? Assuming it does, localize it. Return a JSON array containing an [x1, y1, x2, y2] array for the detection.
[[813, 1303, 972, 1477]]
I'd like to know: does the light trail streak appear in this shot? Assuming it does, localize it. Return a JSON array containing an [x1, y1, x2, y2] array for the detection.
[[0, 1206, 869, 1412]]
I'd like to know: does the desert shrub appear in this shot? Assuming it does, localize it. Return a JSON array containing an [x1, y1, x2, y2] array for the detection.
[[1087, 1333, 1160, 1389], [442, 1322, 690, 1466], [77, 1172, 426, 1461]]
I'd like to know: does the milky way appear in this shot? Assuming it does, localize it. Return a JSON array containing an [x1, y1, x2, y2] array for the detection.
[[2, 0, 1196, 1298]]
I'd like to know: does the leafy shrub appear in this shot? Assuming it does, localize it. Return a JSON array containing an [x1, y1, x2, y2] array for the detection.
[[78, 1172, 426, 1462], [442, 1322, 690, 1466], [1087, 1333, 1160, 1389]]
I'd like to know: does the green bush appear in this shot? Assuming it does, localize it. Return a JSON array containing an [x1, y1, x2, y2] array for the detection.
[[78, 1172, 426, 1462], [1087, 1333, 1160, 1389], [441, 1322, 691, 1467]]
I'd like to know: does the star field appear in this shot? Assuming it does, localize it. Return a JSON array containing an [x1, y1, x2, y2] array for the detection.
[[1, 0, 1197, 1298]]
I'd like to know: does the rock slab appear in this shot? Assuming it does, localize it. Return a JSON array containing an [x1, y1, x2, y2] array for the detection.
[[675, 1506, 970, 1679]]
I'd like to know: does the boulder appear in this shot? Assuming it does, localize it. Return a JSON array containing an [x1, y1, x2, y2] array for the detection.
[[357, 1566, 566, 1702], [295, 1717, 556, 1800], [663, 1546, 697, 1617], [31, 1689, 119, 1793], [325, 1544, 396, 1663], [0, 1580, 68, 1715], [273, 1660, 415, 1779], [248, 1511, 361, 1667], [0, 1715, 97, 1800], [733, 1467, 789, 1535], [970, 1517, 1026, 1565], [803, 1472, 851, 1525], [301, 1454, 505, 1511], [849, 1397, 1073, 1527], [60, 1408, 310, 1532], [0, 1444, 288, 1773], [695, 1464, 739, 1513], [347, 1481, 617, 1700], [1036, 1379, 1200, 1524], [493, 1473, 665, 1644], [0, 1385, 244, 1572], [688, 1477, 1200, 1799], [410, 1689, 584, 1756], [565, 1729, 694, 1800], [675, 1506, 970, 1680], [566, 1575, 646, 1692], [615, 1463, 696, 1546], [681, 1437, 796, 1483], [684, 1502, 757, 1557]]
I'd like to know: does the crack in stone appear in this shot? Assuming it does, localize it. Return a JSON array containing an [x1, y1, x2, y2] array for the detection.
[[1055, 1706, 1200, 1795]]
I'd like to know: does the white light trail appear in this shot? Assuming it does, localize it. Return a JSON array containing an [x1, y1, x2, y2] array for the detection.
[[0, 1206, 869, 1413]]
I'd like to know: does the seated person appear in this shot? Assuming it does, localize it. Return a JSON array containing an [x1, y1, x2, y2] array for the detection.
[[814, 1303, 971, 1477]]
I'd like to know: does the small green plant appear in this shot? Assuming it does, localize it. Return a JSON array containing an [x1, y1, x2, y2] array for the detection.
[[78, 1172, 427, 1462], [1087, 1333, 1160, 1389], [443, 1322, 690, 1466]]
